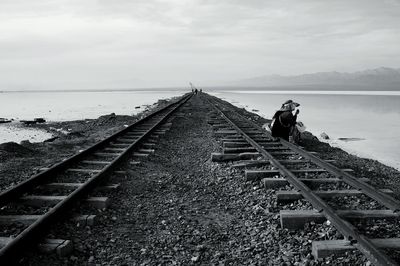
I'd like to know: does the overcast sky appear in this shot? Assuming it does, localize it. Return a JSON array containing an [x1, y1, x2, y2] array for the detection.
[[1, 0, 399, 90]]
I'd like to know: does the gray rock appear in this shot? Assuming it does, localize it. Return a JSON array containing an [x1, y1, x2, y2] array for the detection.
[[320, 132, 330, 140]]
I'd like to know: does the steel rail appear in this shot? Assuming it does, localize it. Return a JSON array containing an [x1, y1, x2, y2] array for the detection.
[[0, 94, 190, 205], [0, 93, 192, 262], [212, 96, 400, 212], [279, 140, 400, 212], [206, 96, 397, 266]]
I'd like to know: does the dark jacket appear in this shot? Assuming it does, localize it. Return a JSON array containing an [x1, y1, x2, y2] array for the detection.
[[271, 111, 297, 141]]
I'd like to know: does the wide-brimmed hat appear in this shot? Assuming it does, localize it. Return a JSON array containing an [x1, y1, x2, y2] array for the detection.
[[280, 100, 300, 111], [282, 99, 300, 107]]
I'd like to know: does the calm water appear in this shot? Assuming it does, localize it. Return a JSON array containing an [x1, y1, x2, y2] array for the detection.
[[0, 90, 184, 121], [0, 90, 184, 144], [210, 90, 400, 170], [1, 89, 399, 169]]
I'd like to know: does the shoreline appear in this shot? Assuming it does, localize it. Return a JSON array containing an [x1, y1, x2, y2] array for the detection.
[[0, 96, 179, 192], [216, 97, 400, 197], [12, 93, 399, 265], [2, 94, 399, 174], [0, 94, 399, 265], [1, 95, 399, 199], [209, 91, 400, 170]]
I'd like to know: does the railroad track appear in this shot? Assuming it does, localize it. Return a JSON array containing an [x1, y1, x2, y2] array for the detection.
[[205, 94, 400, 266], [0, 93, 192, 263]]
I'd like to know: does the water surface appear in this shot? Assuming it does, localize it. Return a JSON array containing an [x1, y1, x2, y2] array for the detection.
[[210, 90, 400, 170], [0, 90, 185, 143]]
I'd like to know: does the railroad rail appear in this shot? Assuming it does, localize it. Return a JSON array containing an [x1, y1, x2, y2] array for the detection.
[[0, 93, 192, 262], [205, 94, 400, 266]]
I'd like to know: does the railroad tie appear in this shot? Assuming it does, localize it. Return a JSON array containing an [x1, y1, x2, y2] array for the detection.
[[211, 152, 261, 162], [276, 189, 394, 203], [81, 160, 111, 165], [0, 214, 97, 227], [212, 124, 231, 129], [0, 237, 73, 257], [40, 167, 103, 173], [104, 147, 126, 152], [141, 143, 156, 149], [42, 183, 120, 191], [19, 195, 110, 209], [0, 215, 42, 225], [116, 137, 136, 142], [262, 177, 370, 189], [280, 209, 400, 229], [133, 152, 150, 158], [231, 159, 336, 169], [72, 215, 97, 226], [138, 148, 155, 154], [221, 138, 248, 142], [245, 169, 354, 181], [214, 130, 240, 136], [94, 152, 122, 157], [223, 147, 258, 154], [223, 142, 282, 148], [312, 238, 400, 259]]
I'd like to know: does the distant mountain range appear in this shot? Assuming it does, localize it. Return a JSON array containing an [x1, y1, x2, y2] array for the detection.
[[234, 67, 400, 90]]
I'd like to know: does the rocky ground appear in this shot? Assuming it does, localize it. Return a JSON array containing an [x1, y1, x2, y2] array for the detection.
[[0, 93, 399, 265], [0, 98, 175, 192]]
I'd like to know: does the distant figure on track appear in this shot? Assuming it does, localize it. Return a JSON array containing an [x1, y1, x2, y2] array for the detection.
[[195, 88, 198, 94], [271, 100, 300, 142]]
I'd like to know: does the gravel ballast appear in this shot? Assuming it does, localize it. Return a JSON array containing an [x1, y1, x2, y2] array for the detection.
[[0, 93, 398, 265]]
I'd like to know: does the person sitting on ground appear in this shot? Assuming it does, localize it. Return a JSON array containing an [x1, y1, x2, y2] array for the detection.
[[271, 100, 300, 141]]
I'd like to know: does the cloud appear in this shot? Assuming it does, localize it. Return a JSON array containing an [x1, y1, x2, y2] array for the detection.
[[0, 0, 399, 89]]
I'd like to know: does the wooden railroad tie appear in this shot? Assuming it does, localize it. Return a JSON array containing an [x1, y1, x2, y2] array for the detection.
[[276, 189, 393, 203], [245, 168, 353, 181], [82, 160, 111, 165], [0, 214, 97, 227], [94, 152, 121, 157], [280, 209, 400, 229], [0, 238, 73, 257], [262, 177, 370, 189], [223, 142, 282, 148], [19, 196, 110, 209], [312, 238, 400, 259], [223, 147, 289, 154], [211, 152, 261, 162], [221, 138, 276, 142], [231, 159, 336, 169], [104, 147, 126, 152], [42, 182, 120, 191], [116, 137, 136, 142]]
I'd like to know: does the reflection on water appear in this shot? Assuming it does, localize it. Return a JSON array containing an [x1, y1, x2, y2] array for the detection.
[[210, 90, 400, 170]]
